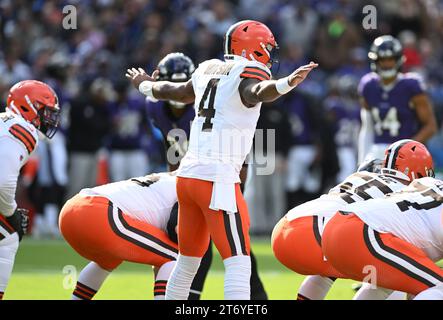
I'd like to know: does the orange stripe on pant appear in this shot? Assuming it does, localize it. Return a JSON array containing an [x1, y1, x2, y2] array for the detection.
[[59, 194, 178, 271], [271, 215, 345, 278], [322, 212, 443, 295], [176, 177, 250, 260]]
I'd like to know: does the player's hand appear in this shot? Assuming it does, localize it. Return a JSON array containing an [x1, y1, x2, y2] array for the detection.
[[125, 68, 159, 89], [6, 208, 29, 241], [288, 61, 318, 87]]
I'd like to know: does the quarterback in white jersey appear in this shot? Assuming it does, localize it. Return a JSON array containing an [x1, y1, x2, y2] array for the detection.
[[59, 172, 180, 300], [272, 139, 434, 300], [0, 80, 60, 299], [127, 20, 317, 300], [323, 176, 443, 299]]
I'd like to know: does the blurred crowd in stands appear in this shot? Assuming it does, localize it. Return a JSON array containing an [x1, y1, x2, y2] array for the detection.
[[2, 0, 443, 235]]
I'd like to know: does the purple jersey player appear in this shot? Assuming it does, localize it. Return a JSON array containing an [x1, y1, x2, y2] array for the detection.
[[146, 100, 194, 170], [146, 53, 196, 171], [357, 35, 436, 164]]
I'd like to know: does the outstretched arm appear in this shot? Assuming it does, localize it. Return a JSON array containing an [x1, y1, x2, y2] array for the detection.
[[239, 62, 318, 107], [126, 68, 195, 104]]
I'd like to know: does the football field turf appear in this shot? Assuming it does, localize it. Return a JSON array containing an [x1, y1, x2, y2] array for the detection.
[[4, 237, 362, 300]]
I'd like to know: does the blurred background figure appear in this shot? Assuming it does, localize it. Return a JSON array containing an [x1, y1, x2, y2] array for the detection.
[[66, 78, 113, 198], [107, 81, 151, 182], [357, 35, 437, 164], [284, 90, 324, 209], [244, 103, 292, 235], [323, 75, 361, 184]]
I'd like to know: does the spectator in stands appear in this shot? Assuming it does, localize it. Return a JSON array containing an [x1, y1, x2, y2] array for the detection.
[[66, 78, 113, 198]]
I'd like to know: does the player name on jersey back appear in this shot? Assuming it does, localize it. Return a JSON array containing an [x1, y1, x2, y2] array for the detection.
[[287, 171, 406, 221], [177, 56, 271, 184]]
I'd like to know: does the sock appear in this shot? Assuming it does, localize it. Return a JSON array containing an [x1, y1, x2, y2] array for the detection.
[[353, 282, 393, 300], [165, 254, 201, 300], [72, 262, 110, 300], [297, 276, 335, 300], [189, 242, 213, 300], [153, 261, 175, 300], [224, 255, 251, 300], [414, 284, 443, 300], [0, 233, 19, 299]]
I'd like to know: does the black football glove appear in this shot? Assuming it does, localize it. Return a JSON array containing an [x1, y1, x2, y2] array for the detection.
[[6, 208, 29, 241]]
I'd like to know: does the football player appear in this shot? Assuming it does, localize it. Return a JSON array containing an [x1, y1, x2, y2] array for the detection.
[[146, 53, 195, 172], [146, 52, 268, 300], [0, 80, 60, 299], [272, 139, 434, 300], [322, 176, 443, 300], [358, 35, 437, 164], [59, 172, 179, 300], [127, 20, 317, 299]]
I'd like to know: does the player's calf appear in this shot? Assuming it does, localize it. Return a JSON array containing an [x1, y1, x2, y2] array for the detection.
[[224, 255, 251, 300], [166, 254, 202, 300]]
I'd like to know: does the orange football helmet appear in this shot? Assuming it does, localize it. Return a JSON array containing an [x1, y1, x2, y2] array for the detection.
[[6, 80, 60, 138], [381, 139, 434, 181], [223, 20, 278, 68]]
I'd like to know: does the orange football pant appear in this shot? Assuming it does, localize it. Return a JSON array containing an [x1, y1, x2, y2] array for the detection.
[[271, 215, 344, 278], [59, 194, 178, 271], [322, 212, 443, 295], [176, 177, 250, 260]]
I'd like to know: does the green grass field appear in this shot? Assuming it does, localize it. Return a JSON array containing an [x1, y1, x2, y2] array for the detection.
[[3, 237, 361, 300]]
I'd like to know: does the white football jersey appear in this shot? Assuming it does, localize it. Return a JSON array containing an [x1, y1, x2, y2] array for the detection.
[[80, 172, 177, 232], [287, 171, 406, 222], [0, 111, 39, 216], [177, 55, 272, 184], [348, 177, 443, 261]]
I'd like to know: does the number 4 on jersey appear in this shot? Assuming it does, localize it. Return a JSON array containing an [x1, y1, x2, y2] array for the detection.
[[198, 78, 220, 131]]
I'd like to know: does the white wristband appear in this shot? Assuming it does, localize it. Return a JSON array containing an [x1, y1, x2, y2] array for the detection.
[[138, 81, 155, 99], [275, 77, 295, 95]]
